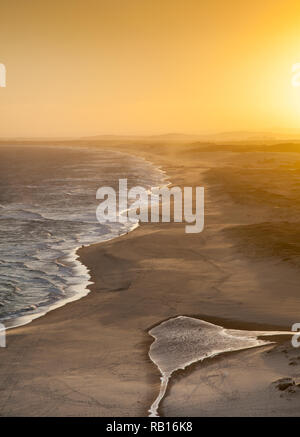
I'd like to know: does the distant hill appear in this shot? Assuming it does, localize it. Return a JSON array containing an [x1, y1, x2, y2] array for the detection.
[[2, 130, 300, 149]]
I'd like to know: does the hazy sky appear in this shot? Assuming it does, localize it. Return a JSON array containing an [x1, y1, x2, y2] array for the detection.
[[1, 0, 300, 137]]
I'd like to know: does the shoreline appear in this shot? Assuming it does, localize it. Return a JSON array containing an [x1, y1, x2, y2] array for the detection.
[[2, 248, 92, 330], [1, 147, 167, 331], [1, 142, 300, 416]]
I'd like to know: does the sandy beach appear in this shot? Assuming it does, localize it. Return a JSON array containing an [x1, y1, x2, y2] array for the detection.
[[1, 141, 300, 416]]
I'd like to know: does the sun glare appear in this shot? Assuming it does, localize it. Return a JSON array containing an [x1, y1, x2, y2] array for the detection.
[[292, 63, 300, 87]]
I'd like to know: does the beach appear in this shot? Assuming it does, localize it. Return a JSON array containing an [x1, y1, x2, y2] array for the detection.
[[0, 140, 300, 416]]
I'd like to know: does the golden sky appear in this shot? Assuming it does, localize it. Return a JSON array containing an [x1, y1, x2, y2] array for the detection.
[[1, 0, 300, 137]]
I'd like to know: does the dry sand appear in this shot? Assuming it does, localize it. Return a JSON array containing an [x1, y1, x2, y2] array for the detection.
[[0, 142, 300, 416]]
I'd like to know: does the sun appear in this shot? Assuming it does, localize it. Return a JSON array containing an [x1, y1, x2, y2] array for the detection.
[[291, 63, 300, 87]]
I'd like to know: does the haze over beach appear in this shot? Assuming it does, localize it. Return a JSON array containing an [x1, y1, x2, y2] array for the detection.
[[1, 0, 300, 419]]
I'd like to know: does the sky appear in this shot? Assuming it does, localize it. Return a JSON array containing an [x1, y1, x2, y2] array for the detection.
[[1, 0, 300, 137]]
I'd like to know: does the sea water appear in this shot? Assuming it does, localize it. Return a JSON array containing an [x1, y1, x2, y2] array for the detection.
[[0, 145, 165, 327]]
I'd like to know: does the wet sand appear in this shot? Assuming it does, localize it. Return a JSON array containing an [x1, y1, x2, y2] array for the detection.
[[1, 141, 300, 416]]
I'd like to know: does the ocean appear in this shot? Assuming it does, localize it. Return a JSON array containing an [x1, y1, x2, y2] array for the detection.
[[0, 145, 165, 328]]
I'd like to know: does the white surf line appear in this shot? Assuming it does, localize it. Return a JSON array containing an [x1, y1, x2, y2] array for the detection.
[[148, 316, 294, 417], [2, 151, 169, 331]]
